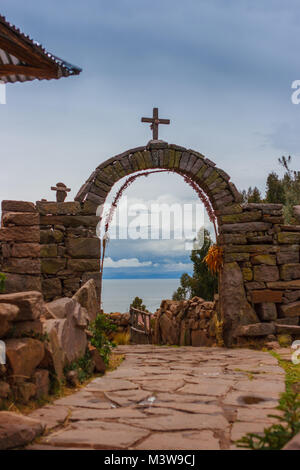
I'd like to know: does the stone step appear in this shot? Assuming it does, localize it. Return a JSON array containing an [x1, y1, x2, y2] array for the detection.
[[275, 323, 300, 335]]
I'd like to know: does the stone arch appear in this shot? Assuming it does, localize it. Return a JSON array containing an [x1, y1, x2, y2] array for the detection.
[[75, 141, 252, 346], [75, 141, 243, 226]]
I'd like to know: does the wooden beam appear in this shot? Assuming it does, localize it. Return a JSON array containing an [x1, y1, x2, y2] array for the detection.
[[0, 33, 57, 70], [0, 64, 58, 79], [0, 20, 56, 68]]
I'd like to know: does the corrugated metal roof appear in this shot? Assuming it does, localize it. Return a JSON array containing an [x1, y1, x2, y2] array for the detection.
[[0, 15, 82, 83]]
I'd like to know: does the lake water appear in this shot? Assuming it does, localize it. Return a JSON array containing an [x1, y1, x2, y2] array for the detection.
[[101, 278, 180, 313]]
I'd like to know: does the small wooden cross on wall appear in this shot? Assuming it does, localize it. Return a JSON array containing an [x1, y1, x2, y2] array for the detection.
[[141, 107, 170, 140], [51, 182, 71, 202]]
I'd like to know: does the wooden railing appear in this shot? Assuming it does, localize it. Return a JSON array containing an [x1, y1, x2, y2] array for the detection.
[[129, 307, 152, 344]]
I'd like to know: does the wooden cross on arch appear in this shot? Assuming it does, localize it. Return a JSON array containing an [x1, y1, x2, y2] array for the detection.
[[141, 107, 170, 140]]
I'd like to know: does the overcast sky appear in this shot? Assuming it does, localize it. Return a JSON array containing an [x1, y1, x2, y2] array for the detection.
[[1, 1, 299, 279]]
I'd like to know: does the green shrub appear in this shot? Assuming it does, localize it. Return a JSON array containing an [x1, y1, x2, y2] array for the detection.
[[236, 392, 300, 450], [130, 296, 148, 312], [89, 313, 117, 365], [64, 351, 95, 384], [237, 352, 300, 450], [0, 273, 6, 293]]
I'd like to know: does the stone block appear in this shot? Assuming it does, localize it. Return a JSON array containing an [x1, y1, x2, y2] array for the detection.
[[280, 263, 300, 281], [219, 262, 258, 346], [2, 274, 41, 294], [40, 215, 99, 228], [279, 301, 300, 317], [278, 232, 300, 244], [40, 229, 64, 244], [247, 235, 273, 243], [277, 250, 299, 265], [224, 253, 250, 262], [242, 268, 253, 281], [67, 259, 100, 272], [13, 320, 44, 337], [13, 382, 36, 403], [214, 194, 234, 209], [245, 282, 266, 291], [73, 279, 99, 322], [243, 203, 283, 211], [251, 290, 283, 303], [267, 280, 300, 290], [0, 226, 40, 242], [36, 201, 81, 215], [0, 411, 45, 450], [5, 338, 44, 378], [220, 222, 271, 233], [0, 291, 44, 321], [191, 330, 212, 347], [215, 204, 243, 216], [40, 245, 58, 258], [41, 258, 66, 274], [40, 326, 65, 380], [33, 369, 49, 398], [276, 317, 299, 325], [42, 278, 62, 301], [46, 297, 77, 319], [253, 265, 279, 282], [221, 211, 262, 224], [63, 278, 80, 296], [262, 215, 284, 224], [225, 244, 278, 254], [251, 254, 276, 266], [276, 324, 300, 335], [9, 243, 40, 258], [235, 322, 275, 337], [80, 201, 99, 216], [0, 303, 19, 337], [43, 316, 87, 365], [2, 258, 41, 274], [218, 234, 247, 245], [1, 201, 36, 213], [0, 381, 10, 398], [66, 238, 100, 258], [2, 212, 39, 226], [256, 303, 277, 321], [283, 290, 300, 303]]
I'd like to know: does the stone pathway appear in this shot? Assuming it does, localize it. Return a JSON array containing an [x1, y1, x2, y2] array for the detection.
[[27, 345, 287, 450]]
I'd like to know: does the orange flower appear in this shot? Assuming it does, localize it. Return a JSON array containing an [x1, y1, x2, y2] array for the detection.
[[204, 245, 223, 273]]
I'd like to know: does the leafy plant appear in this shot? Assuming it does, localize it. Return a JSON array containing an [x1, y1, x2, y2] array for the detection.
[[212, 313, 224, 347], [0, 273, 6, 293], [130, 296, 148, 312], [89, 313, 117, 365], [236, 392, 300, 450], [237, 352, 300, 450], [173, 229, 218, 301], [113, 332, 130, 345], [64, 351, 95, 384]]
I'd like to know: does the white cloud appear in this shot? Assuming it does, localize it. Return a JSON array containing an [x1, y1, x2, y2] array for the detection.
[[163, 262, 193, 272], [105, 257, 153, 268]]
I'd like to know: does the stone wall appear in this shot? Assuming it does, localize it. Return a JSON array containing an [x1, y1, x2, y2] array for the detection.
[[153, 297, 217, 347], [0, 200, 100, 302], [0, 281, 103, 406], [218, 203, 300, 345], [1, 141, 300, 346]]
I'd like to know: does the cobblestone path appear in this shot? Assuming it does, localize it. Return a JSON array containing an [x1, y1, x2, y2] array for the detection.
[[27, 345, 287, 450]]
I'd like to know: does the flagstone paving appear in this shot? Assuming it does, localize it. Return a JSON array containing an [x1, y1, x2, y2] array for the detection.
[[27, 345, 288, 450]]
